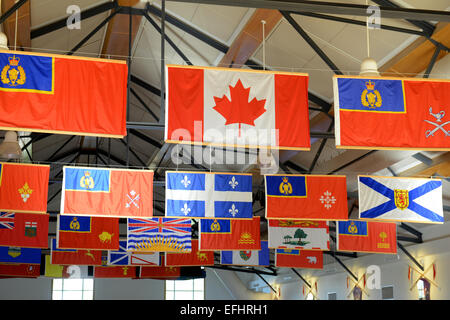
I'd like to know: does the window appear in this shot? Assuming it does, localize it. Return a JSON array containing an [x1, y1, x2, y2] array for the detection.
[[165, 278, 204, 300], [417, 278, 430, 300], [328, 292, 337, 300], [381, 285, 394, 300], [52, 278, 94, 300]]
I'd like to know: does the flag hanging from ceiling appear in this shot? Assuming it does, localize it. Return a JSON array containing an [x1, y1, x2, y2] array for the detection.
[[334, 76, 450, 150], [0, 212, 49, 248], [165, 239, 214, 266], [265, 174, 348, 220], [0, 246, 41, 264], [56, 214, 119, 250], [337, 220, 397, 254], [165, 171, 253, 219], [107, 240, 161, 266], [199, 217, 261, 251], [268, 220, 329, 250], [127, 217, 192, 253], [0, 50, 127, 137], [275, 249, 323, 269], [165, 64, 310, 150], [44, 255, 89, 278], [358, 175, 443, 223], [0, 263, 40, 278], [61, 166, 154, 218], [220, 240, 270, 266], [0, 162, 49, 213], [94, 265, 137, 278], [50, 238, 103, 265], [139, 265, 181, 279]]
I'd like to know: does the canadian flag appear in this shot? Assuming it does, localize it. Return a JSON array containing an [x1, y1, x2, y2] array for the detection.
[[165, 65, 310, 150]]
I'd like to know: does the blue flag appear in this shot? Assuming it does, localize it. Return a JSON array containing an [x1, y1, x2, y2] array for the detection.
[[165, 171, 253, 219], [0, 246, 41, 264]]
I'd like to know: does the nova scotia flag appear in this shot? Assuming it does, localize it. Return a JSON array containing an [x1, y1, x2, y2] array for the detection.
[[165, 171, 253, 219], [358, 175, 444, 223]]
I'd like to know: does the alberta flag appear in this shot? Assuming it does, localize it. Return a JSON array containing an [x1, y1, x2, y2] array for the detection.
[[358, 175, 443, 223], [220, 240, 270, 266], [165, 171, 253, 219], [165, 65, 310, 150]]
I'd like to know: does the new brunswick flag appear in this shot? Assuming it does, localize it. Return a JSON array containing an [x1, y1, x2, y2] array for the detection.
[[0, 162, 49, 213], [56, 214, 119, 250], [61, 166, 154, 218], [337, 220, 397, 254], [0, 212, 49, 248], [0, 50, 127, 137]]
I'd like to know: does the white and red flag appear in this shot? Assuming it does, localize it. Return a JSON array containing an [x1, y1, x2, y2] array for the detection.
[[165, 65, 310, 150]]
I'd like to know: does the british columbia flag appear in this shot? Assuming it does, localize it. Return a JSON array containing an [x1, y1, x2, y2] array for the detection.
[[127, 217, 192, 253]]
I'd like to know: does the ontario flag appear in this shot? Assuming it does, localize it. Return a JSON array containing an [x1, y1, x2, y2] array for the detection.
[[337, 220, 397, 254], [0, 50, 127, 138], [199, 217, 261, 251], [50, 238, 103, 265], [165, 65, 310, 150], [165, 239, 214, 267], [61, 166, 154, 218], [275, 249, 323, 269], [56, 214, 119, 250], [0, 162, 49, 213], [334, 76, 450, 150], [265, 174, 348, 220], [0, 212, 49, 248]]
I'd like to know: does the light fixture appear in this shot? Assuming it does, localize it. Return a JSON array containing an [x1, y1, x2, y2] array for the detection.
[[0, 131, 22, 159], [0, 31, 8, 50], [359, 57, 380, 77]]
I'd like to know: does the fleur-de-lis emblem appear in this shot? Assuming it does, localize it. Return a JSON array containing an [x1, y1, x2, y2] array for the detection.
[[181, 175, 191, 188], [18, 182, 33, 203], [229, 204, 239, 217], [229, 176, 238, 189], [181, 203, 191, 216]]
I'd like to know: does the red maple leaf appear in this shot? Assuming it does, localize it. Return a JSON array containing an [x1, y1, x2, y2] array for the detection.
[[212, 79, 267, 136]]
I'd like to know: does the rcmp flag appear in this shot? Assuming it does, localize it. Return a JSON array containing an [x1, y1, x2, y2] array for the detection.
[[165, 239, 214, 266], [165, 171, 252, 219], [0, 246, 41, 264], [334, 76, 450, 150], [0, 162, 49, 213], [199, 217, 261, 251], [268, 220, 329, 250], [0, 212, 49, 248], [127, 217, 192, 253], [165, 65, 310, 150], [358, 175, 443, 223], [337, 220, 397, 254], [275, 249, 323, 269], [265, 174, 348, 220], [57, 215, 119, 250], [50, 238, 103, 265], [61, 166, 154, 218], [107, 240, 160, 266], [220, 240, 270, 266]]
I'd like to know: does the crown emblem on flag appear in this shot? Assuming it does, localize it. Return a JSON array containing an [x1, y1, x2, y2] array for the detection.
[[80, 171, 95, 189], [365, 80, 375, 90], [279, 177, 293, 195], [361, 80, 382, 109], [348, 222, 358, 234], [1, 55, 26, 86], [8, 56, 20, 66]]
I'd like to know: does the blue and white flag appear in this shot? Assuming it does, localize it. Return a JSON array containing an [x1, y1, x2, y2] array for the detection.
[[108, 240, 160, 266], [358, 175, 443, 223], [0, 246, 41, 264], [220, 240, 270, 266], [165, 171, 253, 219]]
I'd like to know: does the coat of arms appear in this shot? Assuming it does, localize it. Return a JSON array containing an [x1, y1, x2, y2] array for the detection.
[[1, 55, 26, 86], [394, 189, 409, 210], [361, 80, 382, 109]]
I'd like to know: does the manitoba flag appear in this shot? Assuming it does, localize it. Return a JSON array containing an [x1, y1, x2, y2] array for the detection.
[[0, 212, 49, 248], [334, 76, 450, 150], [265, 174, 348, 220], [165, 65, 310, 150]]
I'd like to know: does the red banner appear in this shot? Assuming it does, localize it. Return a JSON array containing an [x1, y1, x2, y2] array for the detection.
[[0, 212, 49, 248], [0, 162, 49, 213], [50, 238, 103, 265], [275, 249, 323, 269], [165, 239, 214, 266], [0, 263, 40, 277], [57, 215, 119, 250], [0, 50, 127, 138], [94, 266, 137, 278], [139, 266, 181, 279]]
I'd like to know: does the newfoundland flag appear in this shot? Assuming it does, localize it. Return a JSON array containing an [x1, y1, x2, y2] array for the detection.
[[165, 64, 310, 150], [334, 76, 450, 150], [0, 50, 127, 138]]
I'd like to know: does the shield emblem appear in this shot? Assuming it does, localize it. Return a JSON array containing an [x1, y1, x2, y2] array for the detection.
[[239, 250, 252, 261], [394, 189, 409, 210]]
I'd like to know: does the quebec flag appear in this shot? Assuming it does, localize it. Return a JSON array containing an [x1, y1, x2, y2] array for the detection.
[[358, 175, 444, 224], [165, 171, 253, 219]]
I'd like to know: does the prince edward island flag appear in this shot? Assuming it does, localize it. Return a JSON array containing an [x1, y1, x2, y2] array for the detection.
[[358, 175, 443, 224], [165, 171, 252, 219]]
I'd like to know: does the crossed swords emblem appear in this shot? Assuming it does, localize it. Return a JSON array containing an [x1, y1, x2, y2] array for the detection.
[[425, 107, 450, 138], [126, 190, 140, 208]]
